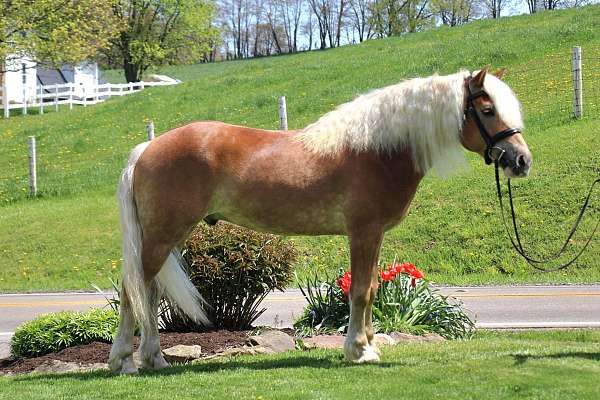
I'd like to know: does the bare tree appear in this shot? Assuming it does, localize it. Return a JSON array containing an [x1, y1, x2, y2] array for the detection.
[[218, 0, 246, 58], [302, 8, 316, 50], [333, 0, 349, 46], [479, 0, 510, 18], [524, 0, 538, 12], [348, 0, 373, 42], [265, 0, 285, 53], [279, 0, 304, 53], [307, 0, 330, 48]]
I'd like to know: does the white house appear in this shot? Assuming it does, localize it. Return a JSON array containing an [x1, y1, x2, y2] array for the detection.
[[1, 56, 103, 104], [2, 56, 37, 104]]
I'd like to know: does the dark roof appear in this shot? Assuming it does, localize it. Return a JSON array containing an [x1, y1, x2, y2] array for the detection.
[[36, 65, 105, 88]]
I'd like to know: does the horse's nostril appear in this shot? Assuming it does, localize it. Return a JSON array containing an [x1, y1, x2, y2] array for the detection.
[[516, 154, 525, 168]]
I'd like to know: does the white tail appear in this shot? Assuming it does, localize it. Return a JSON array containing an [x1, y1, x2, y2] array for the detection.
[[117, 142, 210, 328]]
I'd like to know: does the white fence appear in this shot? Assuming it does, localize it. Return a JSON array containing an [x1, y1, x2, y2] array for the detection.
[[1, 81, 179, 118]]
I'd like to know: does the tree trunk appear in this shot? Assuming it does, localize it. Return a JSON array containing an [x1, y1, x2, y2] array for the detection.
[[123, 58, 141, 82]]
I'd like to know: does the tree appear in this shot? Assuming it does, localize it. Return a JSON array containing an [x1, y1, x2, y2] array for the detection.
[[110, 0, 219, 82], [403, 0, 433, 33], [0, 0, 120, 72], [369, 0, 405, 37], [308, 0, 348, 48], [479, 0, 510, 18], [278, 0, 304, 53], [430, 0, 475, 26], [369, 0, 432, 37], [348, 0, 373, 42]]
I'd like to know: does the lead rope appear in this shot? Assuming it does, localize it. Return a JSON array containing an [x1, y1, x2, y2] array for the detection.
[[494, 161, 600, 272]]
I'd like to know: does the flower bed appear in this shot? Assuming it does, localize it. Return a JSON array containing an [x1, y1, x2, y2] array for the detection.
[[295, 262, 475, 339]]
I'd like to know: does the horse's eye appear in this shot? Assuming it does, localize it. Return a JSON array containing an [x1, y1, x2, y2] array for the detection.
[[482, 108, 495, 116]]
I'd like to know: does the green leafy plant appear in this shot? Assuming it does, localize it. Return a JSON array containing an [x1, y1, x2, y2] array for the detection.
[[294, 270, 351, 338], [160, 222, 297, 331], [91, 277, 121, 314], [295, 262, 475, 339], [11, 309, 118, 358]]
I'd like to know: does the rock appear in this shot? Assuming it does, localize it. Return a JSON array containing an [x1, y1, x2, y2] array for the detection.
[[162, 345, 203, 363], [0, 341, 11, 361], [421, 333, 445, 342], [390, 332, 445, 343], [302, 335, 345, 349], [373, 333, 396, 346], [249, 330, 295, 353], [199, 346, 266, 361], [32, 360, 108, 374]]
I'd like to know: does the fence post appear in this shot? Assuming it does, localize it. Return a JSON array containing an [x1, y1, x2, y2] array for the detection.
[[94, 64, 100, 103], [69, 83, 73, 110], [39, 85, 44, 115], [147, 121, 155, 140], [28, 136, 37, 197], [22, 85, 27, 115], [278, 96, 288, 130], [572, 46, 583, 118], [83, 86, 87, 107], [54, 83, 59, 112], [2, 84, 8, 118]]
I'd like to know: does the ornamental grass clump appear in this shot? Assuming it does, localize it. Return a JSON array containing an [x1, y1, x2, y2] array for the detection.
[[160, 222, 297, 331], [295, 262, 475, 339]]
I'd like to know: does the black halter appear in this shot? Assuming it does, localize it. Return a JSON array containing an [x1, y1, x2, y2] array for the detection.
[[466, 77, 600, 272], [465, 84, 521, 164]]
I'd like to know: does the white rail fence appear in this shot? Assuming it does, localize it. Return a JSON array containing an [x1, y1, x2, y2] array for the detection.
[[1, 81, 178, 118]]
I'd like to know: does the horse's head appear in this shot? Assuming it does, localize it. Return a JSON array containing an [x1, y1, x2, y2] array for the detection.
[[460, 67, 532, 178]]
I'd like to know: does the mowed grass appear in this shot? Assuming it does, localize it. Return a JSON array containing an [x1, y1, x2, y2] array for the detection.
[[1, 6, 600, 291], [2, 330, 600, 399]]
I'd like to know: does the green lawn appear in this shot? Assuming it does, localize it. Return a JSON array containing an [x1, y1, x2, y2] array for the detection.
[[1, 6, 600, 291], [2, 330, 600, 399]]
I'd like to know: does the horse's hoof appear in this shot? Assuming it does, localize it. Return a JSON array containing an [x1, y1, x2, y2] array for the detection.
[[109, 355, 139, 375], [352, 346, 381, 364], [141, 352, 170, 370], [370, 344, 381, 356], [344, 342, 381, 364]]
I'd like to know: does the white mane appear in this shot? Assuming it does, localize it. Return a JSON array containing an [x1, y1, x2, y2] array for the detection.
[[296, 71, 523, 176]]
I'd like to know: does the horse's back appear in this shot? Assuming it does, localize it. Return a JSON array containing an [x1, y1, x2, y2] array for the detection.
[[132, 121, 349, 234]]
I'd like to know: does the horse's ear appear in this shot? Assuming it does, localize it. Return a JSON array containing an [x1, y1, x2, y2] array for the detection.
[[494, 68, 507, 79], [473, 66, 489, 87]]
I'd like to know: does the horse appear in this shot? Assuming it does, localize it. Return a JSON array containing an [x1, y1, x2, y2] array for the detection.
[[108, 67, 532, 374]]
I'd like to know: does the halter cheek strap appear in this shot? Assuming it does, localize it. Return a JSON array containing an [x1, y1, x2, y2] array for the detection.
[[466, 88, 521, 165]]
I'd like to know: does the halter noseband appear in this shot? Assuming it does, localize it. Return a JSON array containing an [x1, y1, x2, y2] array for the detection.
[[465, 79, 521, 165]]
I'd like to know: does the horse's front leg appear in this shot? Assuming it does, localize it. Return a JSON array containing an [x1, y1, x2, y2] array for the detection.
[[365, 260, 381, 355], [344, 228, 384, 363]]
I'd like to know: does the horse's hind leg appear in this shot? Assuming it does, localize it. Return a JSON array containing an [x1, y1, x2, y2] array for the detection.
[[137, 239, 176, 370], [139, 278, 170, 370], [108, 287, 138, 374]]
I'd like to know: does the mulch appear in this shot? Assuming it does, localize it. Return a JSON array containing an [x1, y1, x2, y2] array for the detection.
[[0, 330, 249, 375]]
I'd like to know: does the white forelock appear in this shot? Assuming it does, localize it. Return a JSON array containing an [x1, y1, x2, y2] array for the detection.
[[296, 70, 523, 176], [482, 74, 524, 130]]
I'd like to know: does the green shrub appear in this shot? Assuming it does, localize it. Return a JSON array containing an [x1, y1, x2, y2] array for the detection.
[[160, 222, 297, 331], [11, 309, 118, 358], [295, 262, 475, 339]]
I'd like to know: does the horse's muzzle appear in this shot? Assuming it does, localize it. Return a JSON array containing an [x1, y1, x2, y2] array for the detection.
[[497, 144, 532, 178]]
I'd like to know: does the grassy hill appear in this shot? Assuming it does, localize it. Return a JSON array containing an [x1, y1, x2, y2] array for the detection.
[[1, 6, 600, 291]]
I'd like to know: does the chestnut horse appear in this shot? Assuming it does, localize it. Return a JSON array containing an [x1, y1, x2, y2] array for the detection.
[[109, 68, 532, 374]]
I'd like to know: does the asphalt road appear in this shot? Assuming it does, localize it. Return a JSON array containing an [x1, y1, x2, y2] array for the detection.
[[2, 285, 600, 359]]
